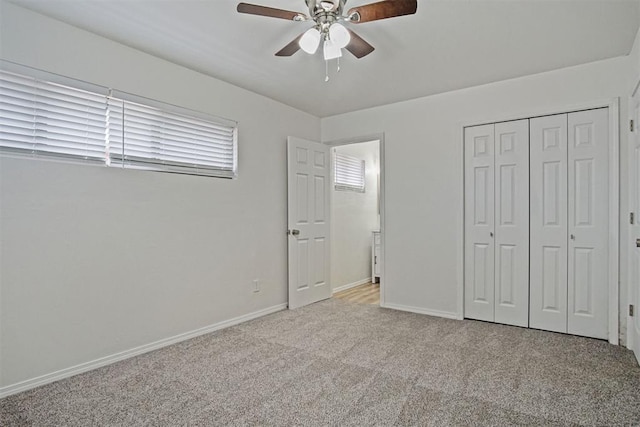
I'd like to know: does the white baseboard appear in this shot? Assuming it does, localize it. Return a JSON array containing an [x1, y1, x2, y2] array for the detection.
[[0, 303, 287, 399], [381, 302, 459, 320], [332, 277, 372, 294]]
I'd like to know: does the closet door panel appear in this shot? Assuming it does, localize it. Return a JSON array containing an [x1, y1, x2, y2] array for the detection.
[[530, 114, 568, 333], [494, 119, 529, 327], [567, 108, 609, 339], [464, 124, 495, 322]]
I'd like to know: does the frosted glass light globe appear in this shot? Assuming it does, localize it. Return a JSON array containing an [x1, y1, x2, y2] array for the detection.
[[299, 28, 321, 54], [323, 39, 342, 60], [329, 23, 350, 49]]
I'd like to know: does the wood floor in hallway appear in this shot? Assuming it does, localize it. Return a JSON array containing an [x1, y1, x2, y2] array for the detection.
[[333, 282, 380, 305]]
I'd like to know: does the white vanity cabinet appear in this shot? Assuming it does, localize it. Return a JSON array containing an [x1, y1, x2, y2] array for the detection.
[[372, 231, 381, 283]]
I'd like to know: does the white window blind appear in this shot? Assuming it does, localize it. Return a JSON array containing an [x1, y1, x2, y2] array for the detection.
[[334, 152, 365, 192], [0, 63, 238, 178], [0, 69, 107, 161], [107, 93, 237, 177]]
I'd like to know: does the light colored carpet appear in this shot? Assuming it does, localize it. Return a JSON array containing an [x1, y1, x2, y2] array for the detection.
[[2, 299, 640, 426]]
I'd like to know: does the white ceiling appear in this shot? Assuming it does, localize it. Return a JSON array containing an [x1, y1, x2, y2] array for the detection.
[[9, 0, 640, 117]]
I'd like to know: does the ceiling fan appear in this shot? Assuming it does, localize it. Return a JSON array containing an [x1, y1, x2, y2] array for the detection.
[[236, 0, 418, 61]]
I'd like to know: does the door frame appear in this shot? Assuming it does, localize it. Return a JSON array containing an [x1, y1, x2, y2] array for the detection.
[[627, 80, 640, 352], [324, 133, 386, 306], [457, 98, 620, 345]]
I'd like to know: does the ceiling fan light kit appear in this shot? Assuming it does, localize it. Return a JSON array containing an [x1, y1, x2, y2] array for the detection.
[[237, 0, 418, 81]]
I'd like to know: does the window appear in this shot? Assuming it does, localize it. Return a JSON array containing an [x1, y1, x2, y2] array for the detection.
[[0, 65, 238, 178], [0, 70, 108, 162], [334, 152, 365, 192], [107, 92, 237, 177]]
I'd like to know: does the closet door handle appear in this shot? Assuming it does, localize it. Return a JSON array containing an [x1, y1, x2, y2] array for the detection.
[[570, 234, 575, 240], [490, 232, 494, 238]]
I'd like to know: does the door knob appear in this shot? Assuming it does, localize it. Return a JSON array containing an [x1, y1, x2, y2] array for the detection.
[[490, 232, 493, 238], [290, 229, 300, 236], [636, 238, 640, 248], [570, 234, 575, 240]]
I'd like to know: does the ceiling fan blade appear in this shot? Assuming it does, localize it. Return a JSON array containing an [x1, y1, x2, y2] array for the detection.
[[347, 0, 417, 23], [275, 34, 303, 56], [237, 3, 306, 21], [345, 30, 375, 58]]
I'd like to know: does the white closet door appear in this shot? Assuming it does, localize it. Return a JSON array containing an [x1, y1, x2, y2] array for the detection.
[[567, 108, 609, 339], [464, 124, 495, 322], [530, 114, 568, 333], [494, 120, 529, 327]]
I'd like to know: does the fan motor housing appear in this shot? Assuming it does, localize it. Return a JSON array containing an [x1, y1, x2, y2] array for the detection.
[[307, 0, 345, 17]]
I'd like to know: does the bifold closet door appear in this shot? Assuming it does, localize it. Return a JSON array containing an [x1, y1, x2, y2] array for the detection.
[[567, 108, 609, 339], [464, 120, 529, 325], [464, 124, 495, 322], [494, 120, 529, 327], [530, 114, 569, 334], [530, 108, 609, 339]]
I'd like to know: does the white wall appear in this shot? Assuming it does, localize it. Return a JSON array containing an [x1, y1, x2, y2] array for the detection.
[[330, 141, 380, 291], [321, 56, 632, 333], [630, 27, 640, 91], [0, 2, 320, 391], [633, 6, 640, 86]]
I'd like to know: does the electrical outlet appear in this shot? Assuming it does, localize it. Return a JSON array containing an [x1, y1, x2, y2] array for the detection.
[[253, 279, 260, 293]]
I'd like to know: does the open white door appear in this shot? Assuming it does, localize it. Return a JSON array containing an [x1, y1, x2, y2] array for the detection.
[[287, 137, 331, 309], [631, 94, 640, 364]]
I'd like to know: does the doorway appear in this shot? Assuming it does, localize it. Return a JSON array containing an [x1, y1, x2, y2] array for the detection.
[[328, 137, 383, 306]]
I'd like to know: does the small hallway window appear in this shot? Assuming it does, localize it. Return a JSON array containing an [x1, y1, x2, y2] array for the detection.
[[334, 152, 365, 192]]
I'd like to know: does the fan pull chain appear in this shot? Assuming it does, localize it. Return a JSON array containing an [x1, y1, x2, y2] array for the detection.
[[325, 60, 329, 82]]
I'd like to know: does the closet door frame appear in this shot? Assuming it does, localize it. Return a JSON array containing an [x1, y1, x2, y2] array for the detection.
[[457, 98, 619, 345]]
